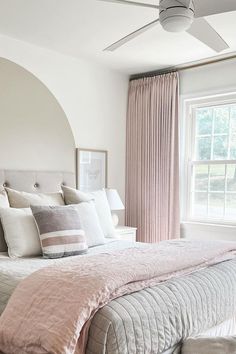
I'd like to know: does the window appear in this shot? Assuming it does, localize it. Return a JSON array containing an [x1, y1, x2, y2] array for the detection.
[[184, 94, 236, 225]]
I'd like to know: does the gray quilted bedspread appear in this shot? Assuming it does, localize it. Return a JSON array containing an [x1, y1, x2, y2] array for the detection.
[[86, 259, 236, 354]]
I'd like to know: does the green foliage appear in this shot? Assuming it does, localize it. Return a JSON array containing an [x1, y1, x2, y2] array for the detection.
[[196, 105, 236, 161]]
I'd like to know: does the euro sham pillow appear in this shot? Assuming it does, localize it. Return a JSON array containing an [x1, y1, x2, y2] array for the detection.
[[0, 208, 41, 258], [31, 205, 88, 259], [6, 188, 65, 208], [62, 185, 115, 238], [74, 202, 105, 247], [0, 189, 10, 252]]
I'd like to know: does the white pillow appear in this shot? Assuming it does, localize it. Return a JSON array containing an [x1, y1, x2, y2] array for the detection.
[[0, 189, 9, 208], [62, 185, 115, 238], [6, 188, 65, 208], [75, 202, 105, 247], [0, 208, 41, 258]]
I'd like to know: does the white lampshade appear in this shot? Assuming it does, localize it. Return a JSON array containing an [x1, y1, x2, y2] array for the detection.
[[105, 189, 125, 211]]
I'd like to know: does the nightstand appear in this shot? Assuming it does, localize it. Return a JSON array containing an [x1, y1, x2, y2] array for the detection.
[[115, 226, 137, 242]]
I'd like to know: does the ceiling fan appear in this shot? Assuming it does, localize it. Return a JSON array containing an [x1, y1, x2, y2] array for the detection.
[[98, 0, 236, 52]]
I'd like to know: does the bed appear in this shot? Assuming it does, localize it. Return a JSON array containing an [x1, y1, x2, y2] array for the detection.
[[0, 170, 236, 354], [0, 245, 236, 354]]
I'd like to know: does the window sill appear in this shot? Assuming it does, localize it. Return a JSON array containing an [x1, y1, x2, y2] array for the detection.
[[181, 221, 236, 241], [181, 221, 236, 229]]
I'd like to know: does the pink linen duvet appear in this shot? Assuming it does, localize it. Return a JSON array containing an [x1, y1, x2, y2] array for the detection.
[[0, 240, 235, 354]]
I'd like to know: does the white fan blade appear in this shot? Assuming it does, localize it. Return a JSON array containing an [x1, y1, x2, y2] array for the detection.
[[195, 0, 236, 18], [98, 0, 159, 9], [104, 19, 159, 51], [187, 18, 229, 53]]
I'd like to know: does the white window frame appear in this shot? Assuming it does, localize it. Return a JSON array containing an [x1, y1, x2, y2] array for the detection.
[[182, 92, 236, 226]]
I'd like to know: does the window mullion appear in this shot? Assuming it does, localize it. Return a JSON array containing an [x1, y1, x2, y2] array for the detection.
[[192, 160, 236, 165], [223, 164, 227, 218], [207, 164, 210, 217], [211, 108, 215, 160], [228, 106, 232, 159]]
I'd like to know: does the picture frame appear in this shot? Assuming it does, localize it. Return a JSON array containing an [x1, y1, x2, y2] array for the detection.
[[76, 148, 108, 192]]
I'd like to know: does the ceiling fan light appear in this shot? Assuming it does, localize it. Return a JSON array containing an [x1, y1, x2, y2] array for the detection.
[[161, 15, 194, 32], [159, 3, 194, 33]]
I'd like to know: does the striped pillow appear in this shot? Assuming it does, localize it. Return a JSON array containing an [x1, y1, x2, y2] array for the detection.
[[31, 205, 88, 259]]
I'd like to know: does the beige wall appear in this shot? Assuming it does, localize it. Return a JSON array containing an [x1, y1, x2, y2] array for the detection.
[[0, 58, 75, 172]]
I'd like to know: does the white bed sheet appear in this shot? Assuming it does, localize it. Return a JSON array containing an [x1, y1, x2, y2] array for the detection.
[[0, 239, 139, 314]]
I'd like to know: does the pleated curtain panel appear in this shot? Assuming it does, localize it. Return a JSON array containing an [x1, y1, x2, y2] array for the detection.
[[125, 72, 180, 243]]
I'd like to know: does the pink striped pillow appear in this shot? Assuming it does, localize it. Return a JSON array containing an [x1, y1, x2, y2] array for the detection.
[[31, 205, 88, 259]]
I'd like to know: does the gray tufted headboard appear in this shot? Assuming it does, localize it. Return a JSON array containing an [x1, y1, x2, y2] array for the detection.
[[0, 170, 75, 193]]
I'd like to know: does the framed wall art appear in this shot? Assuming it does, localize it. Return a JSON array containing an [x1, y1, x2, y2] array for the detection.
[[76, 148, 108, 192]]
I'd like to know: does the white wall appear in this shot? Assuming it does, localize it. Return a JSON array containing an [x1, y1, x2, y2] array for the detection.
[[0, 35, 128, 221], [180, 58, 236, 241], [180, 59, 236, 97]]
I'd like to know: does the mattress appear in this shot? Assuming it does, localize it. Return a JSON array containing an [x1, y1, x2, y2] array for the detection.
[[0, 241, 235, 354]]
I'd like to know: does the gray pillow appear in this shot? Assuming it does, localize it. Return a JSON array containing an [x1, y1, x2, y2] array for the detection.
[[31, 205, 88, 259]]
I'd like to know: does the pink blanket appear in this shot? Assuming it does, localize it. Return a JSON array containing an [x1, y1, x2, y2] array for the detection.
[[0, 240, 235, 354]]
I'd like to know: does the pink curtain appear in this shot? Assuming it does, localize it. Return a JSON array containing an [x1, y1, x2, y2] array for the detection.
[[125, 72, 180, 243]]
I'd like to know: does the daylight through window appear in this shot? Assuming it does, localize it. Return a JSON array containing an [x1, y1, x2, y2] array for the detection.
[[186, 98, 236, 224]]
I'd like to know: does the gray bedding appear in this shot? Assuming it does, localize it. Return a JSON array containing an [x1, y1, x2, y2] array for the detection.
[[181, 336, 236, 354], [86, 258, 236, 354], [0, 241, 235, 354]]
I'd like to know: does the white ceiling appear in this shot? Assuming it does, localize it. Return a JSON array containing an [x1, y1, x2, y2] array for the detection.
[[0, 0, 236, 74]]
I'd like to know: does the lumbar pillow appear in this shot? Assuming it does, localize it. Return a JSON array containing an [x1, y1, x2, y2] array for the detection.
[[0, 188, 10, 252], [62, 185, 115, 238], [0, 207, 41, 258], [6, 188, 65, 208], [74, 202, 105, 247], [31, 205, 88, 259]]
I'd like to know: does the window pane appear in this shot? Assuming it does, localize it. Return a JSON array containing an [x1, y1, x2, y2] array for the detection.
[[225, 194, 236, 221], [190, 99, 236, 224], [193, 165, 208, 191], [230, 105, 236, 134], [192, 192, 207, 217], [230, 134, 236, 159], [209, 164, 225, 192], [195, 137, 211, 160], [213, 136, 228, 160], [208, 193, 224, 218], [196, 108, 213, 135], [227, 164, 236, 192], [214, 107, 229, 134]]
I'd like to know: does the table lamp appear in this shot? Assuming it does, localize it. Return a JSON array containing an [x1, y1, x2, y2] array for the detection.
[[106, 189, 125, 226]]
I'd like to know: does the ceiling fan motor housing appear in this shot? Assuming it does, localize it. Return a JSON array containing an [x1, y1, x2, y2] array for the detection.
[[159, 0, 195, 32]]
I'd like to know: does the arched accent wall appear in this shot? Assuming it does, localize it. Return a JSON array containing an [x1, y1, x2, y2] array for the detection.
[[0, 58, 75, 172]]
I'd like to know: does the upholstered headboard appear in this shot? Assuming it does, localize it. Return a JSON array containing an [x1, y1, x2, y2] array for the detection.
[[0, 170, 75, 193]]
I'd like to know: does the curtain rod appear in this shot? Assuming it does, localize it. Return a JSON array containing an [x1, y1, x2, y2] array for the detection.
[[129, 52, 236, 81]]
